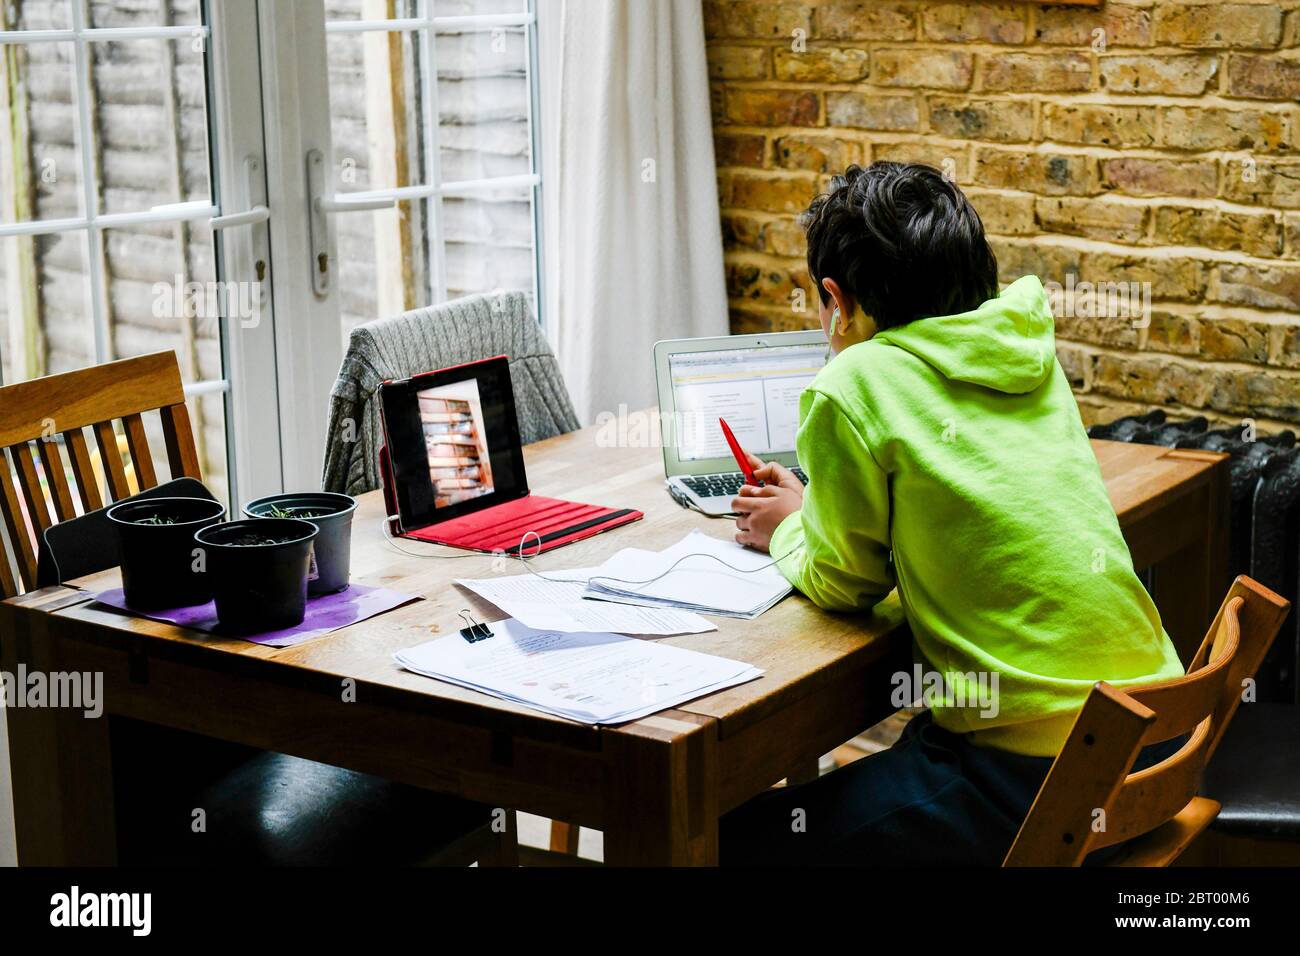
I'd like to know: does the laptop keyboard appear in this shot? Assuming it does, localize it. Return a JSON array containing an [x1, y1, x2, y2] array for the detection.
[[681, 468, 807, 499]]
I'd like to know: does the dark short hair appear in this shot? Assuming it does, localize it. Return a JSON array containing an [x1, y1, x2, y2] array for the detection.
[[800, 162, 998, 331]]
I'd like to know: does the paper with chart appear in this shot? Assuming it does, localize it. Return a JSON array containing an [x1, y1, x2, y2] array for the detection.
[[395, 618, 762, 724], [455, 567, 716, 636], [583, 529, 793, 619]]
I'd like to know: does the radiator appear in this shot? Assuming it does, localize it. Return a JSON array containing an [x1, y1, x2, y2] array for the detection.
[[1089, 411, 1298, 704]]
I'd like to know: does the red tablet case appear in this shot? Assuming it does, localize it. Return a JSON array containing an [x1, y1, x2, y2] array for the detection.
[[379, 445, 642, 555]]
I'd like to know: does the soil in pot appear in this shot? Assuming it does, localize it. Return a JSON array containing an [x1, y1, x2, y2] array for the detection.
[[107, 496, 227, 610], [243, 491, 357, 595], [194, 518, 319, 635]]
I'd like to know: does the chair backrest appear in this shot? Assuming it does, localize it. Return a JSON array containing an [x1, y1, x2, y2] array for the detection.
[[0, 351, 201, 598], [1004, 576, 1290, 866], [322, 290, 581, 496]]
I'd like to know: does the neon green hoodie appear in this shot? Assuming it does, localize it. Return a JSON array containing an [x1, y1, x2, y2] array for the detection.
[[770, 275, 1184, 757]]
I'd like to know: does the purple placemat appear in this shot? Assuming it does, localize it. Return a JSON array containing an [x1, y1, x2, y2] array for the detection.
[[91, 584, 420, 648]]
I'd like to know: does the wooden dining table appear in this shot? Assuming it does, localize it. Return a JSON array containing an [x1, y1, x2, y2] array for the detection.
[[0, 423, 1227, 866]]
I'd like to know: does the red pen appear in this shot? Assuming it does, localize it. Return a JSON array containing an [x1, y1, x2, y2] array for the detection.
[[719, 417, 762, 487]]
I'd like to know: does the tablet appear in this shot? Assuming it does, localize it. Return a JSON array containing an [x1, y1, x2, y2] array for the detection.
[[378, 355, 528, 532]]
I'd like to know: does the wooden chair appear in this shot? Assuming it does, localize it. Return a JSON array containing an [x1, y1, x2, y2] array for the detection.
[[0, 351, 518, 866], [0, 351, 201, 598], [1005, 576, 1290, 866]]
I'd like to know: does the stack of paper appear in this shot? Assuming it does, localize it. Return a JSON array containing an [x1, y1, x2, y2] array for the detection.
[[395, 618, 763, 724], [455, 568, 715, 636], [583, 529, 792, 620]]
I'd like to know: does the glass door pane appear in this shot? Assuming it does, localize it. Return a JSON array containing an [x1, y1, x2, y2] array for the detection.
[[0, 0, 266, 507], [322, 0, 542, 342]]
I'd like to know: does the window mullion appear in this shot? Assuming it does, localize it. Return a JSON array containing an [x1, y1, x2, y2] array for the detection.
[[526, 0, 545, 326], [68, 0, 113, 366], [418, 7, 447, 303]]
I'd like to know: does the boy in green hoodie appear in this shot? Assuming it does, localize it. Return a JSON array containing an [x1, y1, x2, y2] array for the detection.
[[720, 162, 1184, 866]]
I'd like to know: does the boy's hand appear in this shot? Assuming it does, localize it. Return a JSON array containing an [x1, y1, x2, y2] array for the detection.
[[746, 452, 803, 493], [733, 455, 804, 553]]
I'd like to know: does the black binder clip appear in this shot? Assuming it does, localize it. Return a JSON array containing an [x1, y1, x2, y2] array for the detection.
[[459, 609, 493, 644]]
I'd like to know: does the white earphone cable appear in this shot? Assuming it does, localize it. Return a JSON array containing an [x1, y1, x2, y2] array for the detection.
[[380, 518, 804, 591]]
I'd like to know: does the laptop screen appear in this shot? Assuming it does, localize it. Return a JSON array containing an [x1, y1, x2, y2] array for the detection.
[[667, 342, 828, 462]]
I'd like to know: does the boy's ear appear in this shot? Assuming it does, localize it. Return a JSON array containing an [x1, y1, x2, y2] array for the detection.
[[822, 277, 855, 332]]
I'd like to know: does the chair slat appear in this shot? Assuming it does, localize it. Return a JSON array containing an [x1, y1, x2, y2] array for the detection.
[[160, 403, 202, 479], [63, 428, 104, 512], [1127, 597, 1240, 744], [35, 438, 77, 522], [0, 456, 38, 592], [11, 442, 52, 534], [1108, 797, 1221, 867], [1093, 718, 1212, 851], [1199, 578, 1291, 763], [93, 421, 132, 502], [0, 538, 17, 599], [122, 413, 158, 489]]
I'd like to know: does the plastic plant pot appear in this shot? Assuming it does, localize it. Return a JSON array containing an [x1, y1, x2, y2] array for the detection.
[[242, 491, 358, 595], [193, 518, 319, 635], [106, 496, 227, 610]]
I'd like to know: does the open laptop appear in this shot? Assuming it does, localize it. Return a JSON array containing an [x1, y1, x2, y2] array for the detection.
[[653, 331, 830, 516]]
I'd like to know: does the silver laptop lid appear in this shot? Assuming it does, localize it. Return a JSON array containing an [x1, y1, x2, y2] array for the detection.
[[653, 331, 830, 478]]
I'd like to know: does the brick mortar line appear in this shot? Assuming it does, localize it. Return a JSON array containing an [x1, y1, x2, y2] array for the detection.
[[725, 291, 1300, 328], [705, 43, 1300, 58], [722, 229, 1300, 271], [724, 297, 1300, 333], [1036, 336, 1298, 373], [714, 130, 1300, 165], [717, 85, 1300, 113]]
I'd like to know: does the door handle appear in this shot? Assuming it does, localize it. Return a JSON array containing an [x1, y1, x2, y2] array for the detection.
[[210, 205, 270, 230], [305, 148, 398, 298]]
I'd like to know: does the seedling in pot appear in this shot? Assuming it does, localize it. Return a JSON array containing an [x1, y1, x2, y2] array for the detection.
[[266, 504, 333, 520]]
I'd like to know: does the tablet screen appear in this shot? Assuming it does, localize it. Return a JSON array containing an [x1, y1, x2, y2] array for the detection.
[[380, 356, 527, 529]]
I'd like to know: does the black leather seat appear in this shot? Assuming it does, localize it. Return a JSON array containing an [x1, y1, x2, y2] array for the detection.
[[1202, 703, 1300, 841], [113, 717, 503, 867]]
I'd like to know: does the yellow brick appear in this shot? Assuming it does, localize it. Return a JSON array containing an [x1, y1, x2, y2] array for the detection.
[[773, 47, 869, 82], [872, 48, 973, 90]]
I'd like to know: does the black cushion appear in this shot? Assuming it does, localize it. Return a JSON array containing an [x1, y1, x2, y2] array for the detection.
[[1201, 703, 1300, 840], [114, 721, 494, 866]]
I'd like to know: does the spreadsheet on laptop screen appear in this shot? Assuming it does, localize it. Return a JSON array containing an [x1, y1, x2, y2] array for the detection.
[[668, 343, 828, 462]]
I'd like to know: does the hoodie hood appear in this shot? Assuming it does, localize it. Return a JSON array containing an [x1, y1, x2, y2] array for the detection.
[[871, 275, 1055, 395]]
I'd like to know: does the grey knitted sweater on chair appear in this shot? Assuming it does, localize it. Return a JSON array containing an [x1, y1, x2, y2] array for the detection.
[[321, 291, 581, 496]]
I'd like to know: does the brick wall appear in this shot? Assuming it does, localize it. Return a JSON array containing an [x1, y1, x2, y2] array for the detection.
[[706, 0, 1300, 430]]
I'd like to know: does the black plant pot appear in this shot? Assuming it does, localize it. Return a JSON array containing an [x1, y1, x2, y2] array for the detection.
[[242, 491, 357, 595], [107, 496, 227, 610], [194, 518, 319, 635]]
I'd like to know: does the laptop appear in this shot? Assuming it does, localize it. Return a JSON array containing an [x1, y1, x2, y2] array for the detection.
[[653, 331, 830, 516], [378, 355, 642, 554]]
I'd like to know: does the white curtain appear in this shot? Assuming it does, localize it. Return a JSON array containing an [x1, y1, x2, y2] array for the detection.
[[539, 0, 729, 424]]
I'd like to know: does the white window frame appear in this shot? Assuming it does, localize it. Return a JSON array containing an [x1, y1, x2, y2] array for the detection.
[[0, 0, 284, 506], [0, 0, 547, 503]]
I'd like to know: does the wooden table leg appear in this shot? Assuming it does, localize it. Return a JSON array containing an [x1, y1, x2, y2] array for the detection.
[[1152, 457, 1231, 666], [602, 713, 719, 866], [3, 607, 117, 865]]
